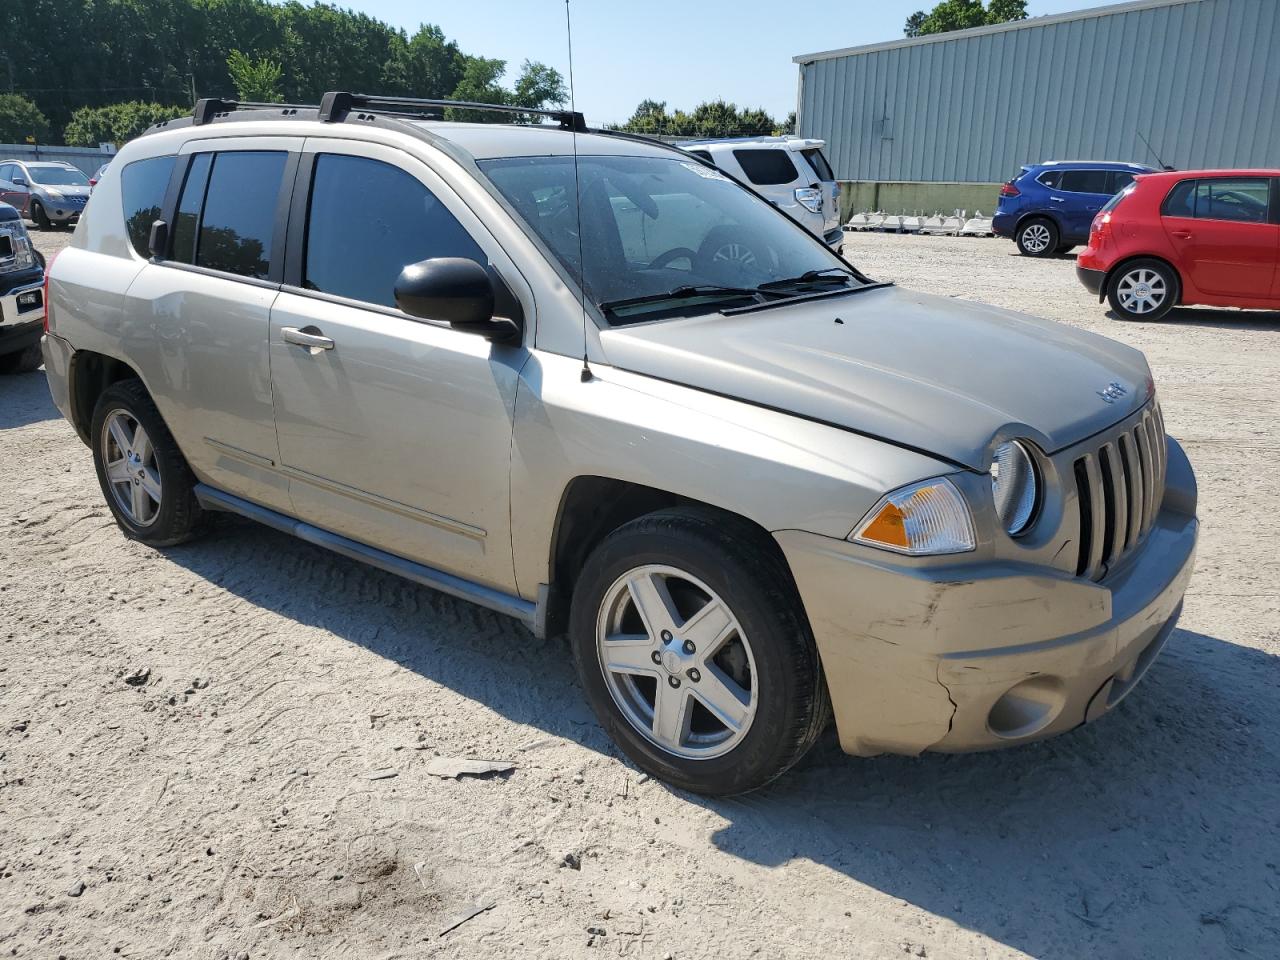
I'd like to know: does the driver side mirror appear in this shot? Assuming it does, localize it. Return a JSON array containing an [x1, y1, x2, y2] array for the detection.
[[148, 220, 168, 260], [13, 176, 27, 187], [394, 258, 520, 343]]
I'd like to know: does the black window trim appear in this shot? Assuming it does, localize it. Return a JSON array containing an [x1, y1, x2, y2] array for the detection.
[[282, 149, 524, 333], [1160, 175, 1278, 224], [154, 145, 299, 286]]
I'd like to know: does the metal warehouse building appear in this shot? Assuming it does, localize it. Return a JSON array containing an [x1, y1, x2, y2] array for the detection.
[[793, 0, 1280, 214]]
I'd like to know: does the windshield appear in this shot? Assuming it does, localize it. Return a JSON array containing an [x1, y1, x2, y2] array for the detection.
[[28, 165, 90, 186], [478, 154, 860, 323]]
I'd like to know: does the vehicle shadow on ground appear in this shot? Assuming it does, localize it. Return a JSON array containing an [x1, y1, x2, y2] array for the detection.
[[1108, 306, 1280, 331], [164, 518, 1280, 960], [0, 367, 58, 429]]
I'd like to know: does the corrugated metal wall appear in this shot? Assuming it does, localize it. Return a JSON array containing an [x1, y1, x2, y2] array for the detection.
[[796, 0, 1280, 183]]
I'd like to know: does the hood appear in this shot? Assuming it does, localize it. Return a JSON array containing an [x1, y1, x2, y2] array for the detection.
[[37, 183, 90, 198], [598, 285, 1153, 471]]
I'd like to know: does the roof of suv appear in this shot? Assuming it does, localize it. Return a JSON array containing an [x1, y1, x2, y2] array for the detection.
[[403, 121, 675, 160], [1027, 160, 1156, 172], [682, 136, 826, 151]]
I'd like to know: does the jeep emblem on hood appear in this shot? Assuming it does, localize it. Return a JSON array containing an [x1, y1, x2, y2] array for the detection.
[[1097, 381, 1128, 404]]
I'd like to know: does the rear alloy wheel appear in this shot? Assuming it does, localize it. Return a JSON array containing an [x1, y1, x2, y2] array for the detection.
[[1016, 218, 1057, 257], [570, 508, 828, 795], [91, 380, 206, 546], [1108, 259, 1178, 321]]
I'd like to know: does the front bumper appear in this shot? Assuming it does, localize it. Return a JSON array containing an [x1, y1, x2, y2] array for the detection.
[[777, 456, 1197, 757], [0, 270, 45, 347]]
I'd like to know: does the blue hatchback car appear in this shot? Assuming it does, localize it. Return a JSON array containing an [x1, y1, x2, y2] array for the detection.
[[993, 161, 1156, 257]]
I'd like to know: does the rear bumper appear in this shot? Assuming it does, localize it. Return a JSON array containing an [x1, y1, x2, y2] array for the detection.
[[992, 212, 1015, 237], [41, 331, 75, 426], [823, 227, 844, 253], [1076, 264, 1106, 298], [776, 449, 1198, 757]]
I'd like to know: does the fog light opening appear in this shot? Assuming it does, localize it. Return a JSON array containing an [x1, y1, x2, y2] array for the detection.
[[987, 676, 1066, 740]]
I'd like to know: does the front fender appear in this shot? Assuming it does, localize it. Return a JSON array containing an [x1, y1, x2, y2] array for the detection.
[[509, 351, 957, 600]]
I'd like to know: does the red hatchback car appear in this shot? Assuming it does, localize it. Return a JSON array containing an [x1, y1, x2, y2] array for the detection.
[[1076, 169, 1280, 321]]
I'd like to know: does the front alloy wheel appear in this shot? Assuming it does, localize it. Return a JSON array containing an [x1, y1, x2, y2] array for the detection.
[[570, 508, 828, 795], [596, 564, 757, 759]]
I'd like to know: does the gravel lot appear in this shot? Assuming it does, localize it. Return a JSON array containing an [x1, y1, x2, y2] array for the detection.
[[2, 227, 1278, 959]]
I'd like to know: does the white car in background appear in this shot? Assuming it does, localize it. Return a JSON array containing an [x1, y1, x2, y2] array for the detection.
[[682, 137, 842, 252]]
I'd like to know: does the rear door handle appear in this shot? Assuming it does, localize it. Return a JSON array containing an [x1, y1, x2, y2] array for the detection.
[[1050, 196, 1066, 203], [1171, 230, 1193, 240], [282, 326, 335, 353]]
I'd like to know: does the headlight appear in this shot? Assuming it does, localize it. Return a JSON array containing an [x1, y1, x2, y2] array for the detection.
[[851, 478, 976, 556], [0, 220, 37, 272], [991, 440, 1039, 536], [794, 187, 823, 214], [44, 188, 64, 200]]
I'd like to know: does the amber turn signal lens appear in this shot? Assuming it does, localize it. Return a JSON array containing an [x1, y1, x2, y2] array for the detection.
[[852, 478, 976, 556]]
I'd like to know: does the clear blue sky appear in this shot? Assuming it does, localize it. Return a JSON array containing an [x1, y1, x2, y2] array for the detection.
[[345, 0, 1101, 125]]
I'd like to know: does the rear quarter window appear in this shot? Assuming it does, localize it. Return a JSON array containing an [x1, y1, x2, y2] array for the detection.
[[120, 155, 176, 258], [732, 149, 799, 186], [800, 148, 834, 182]]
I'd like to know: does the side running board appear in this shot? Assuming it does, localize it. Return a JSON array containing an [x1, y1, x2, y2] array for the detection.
[[193, 484, 539, 632]]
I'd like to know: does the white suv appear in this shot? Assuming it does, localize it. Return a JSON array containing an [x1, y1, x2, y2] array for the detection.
[[681, 137, 842, 252]]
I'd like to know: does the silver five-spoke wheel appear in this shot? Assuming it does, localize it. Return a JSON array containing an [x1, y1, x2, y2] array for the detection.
[[1115, 267, 1167, 315], [596, 564, 757, 760], [101, 410, 162, 525]]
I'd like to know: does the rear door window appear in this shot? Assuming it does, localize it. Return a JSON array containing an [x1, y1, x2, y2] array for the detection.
[[169, 151, 287, 279], [800, 148, 834, 182], [120, 155, 176, 258], [1059, 169, 1111, 194], [1193, 177, 1271, 223], [732, 149, 799, 186]]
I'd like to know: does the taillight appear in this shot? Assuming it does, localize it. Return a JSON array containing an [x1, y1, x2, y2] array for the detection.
[[1000, 182, 1020, 197], [42, 250, 58, 333]]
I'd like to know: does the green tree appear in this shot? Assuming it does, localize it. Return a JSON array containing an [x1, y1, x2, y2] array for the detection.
[[63, 101, 187, 147], [0, 94, 51, 143], [615, 99, 779, 138], [903, 0, 1027, 37], [226, 49, 282, 102]]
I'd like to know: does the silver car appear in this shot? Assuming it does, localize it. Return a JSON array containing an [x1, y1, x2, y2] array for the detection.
[[42, 94, 1197, 795], [0, 159, 92, 228]]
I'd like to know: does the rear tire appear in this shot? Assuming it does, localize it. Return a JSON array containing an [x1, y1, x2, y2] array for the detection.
[[569, 507, 828, 796], [90, 380, 206, 547], [1015, 217, 1058, 257], [1107, 258, 1178, 321], [0, 342, 43, 374]]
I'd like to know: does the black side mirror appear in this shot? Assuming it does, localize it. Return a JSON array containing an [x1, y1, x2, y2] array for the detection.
[[13, 176, 27, 187], [148, 220, 168, 259], [394, 257, 519, 342]]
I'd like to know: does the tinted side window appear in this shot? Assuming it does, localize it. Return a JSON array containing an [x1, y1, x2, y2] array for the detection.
[[686, 150, 714, 164], [801, 148, 834, 182], [1059, 170, 1111, 194], [1037, 170, 1061, 189], [172, 154, 213, 265], [1193, 177, 1270, 223], [303, 154, 485, 308], [196, 152, 287, 278], [733, 149, 798, 186], [1107, 171, 1135, 193], [1162, 180, 1197, 218], [120, 155, 176, 258]]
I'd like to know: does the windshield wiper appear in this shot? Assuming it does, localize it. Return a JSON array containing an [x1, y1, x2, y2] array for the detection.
[[756, 268, 855, 291], [598, 285, 762, 314]]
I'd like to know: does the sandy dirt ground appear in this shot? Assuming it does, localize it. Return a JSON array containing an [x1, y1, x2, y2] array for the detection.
[[2, 228, 1278, 960]]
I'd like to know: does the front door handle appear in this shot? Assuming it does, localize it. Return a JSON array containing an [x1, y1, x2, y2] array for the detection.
[[282, 325, 335, 353]]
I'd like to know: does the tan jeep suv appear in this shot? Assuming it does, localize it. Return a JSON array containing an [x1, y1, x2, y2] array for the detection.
[[42, 93, 1198, 794]]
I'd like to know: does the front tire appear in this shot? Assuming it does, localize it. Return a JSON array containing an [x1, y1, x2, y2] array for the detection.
[[569, 508, 828, 795], [1107, 258, 1178, 321], [29, 200, 50, 230], [1015, 217, 1058, 257], [0, 342, 43, 374], [91, 380, 206, 547]]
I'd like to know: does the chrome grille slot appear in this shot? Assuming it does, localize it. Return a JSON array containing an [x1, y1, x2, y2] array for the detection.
[[1072, 403, 1167, 581]]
